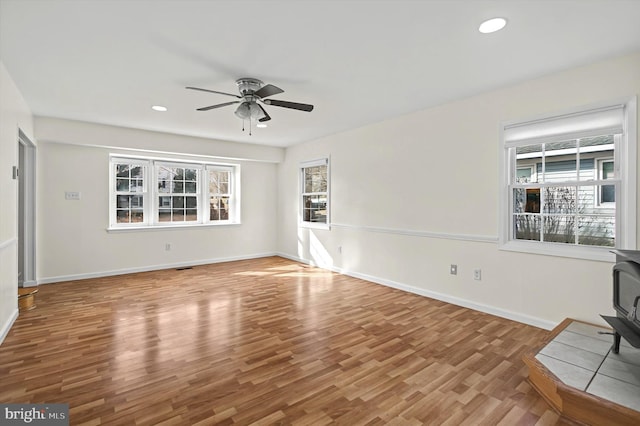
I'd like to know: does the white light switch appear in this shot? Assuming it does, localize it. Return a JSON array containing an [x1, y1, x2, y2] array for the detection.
[[65, 191, 81, 200]]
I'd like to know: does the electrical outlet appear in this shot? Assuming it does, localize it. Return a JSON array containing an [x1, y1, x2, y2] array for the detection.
[[165, 243, 171, 251], [450, 264, 457, 275], [474, 269, 482, 281]]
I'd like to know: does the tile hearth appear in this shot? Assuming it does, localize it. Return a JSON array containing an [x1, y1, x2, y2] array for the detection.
[[534, 320, 640, 412]]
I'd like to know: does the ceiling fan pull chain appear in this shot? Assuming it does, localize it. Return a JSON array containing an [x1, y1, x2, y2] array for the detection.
[[242, 120, 245, 132]]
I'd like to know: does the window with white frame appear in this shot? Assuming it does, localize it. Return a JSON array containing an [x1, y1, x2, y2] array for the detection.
[[114, 160, 147, 224], [208, 166, 232, 221], [499, 99, 636, 260], [598, 158, 615, 205], [157, 164, 199, 223], [110, 156, 240, 229], [300, 158, 329, 226]]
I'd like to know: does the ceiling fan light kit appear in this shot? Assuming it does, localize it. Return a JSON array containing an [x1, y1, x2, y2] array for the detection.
[[186, 78, 314, 135]]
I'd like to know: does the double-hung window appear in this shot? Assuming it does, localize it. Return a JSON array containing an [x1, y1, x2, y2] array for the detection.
[[114, 160, 147, 224], [300, 158, 330, 227], [499, 98, 636, 260], [208, 166, 233, 221], [109, 156, 240, 229], [157, 163, 200, 223]]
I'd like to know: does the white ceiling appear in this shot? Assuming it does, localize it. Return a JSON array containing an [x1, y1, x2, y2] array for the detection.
[[1, 0, 640, 148]]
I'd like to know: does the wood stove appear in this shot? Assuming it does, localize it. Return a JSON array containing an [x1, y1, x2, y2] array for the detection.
[[601, 249, 640, 353]]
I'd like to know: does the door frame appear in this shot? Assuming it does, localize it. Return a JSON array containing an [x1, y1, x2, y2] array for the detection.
[[18, 129, 36, 287]]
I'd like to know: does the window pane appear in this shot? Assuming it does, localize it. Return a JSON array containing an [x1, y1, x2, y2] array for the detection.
[[220, 198, 229, 220], [516, 168, 532, 184], [210, 196, 229, 221], [525, 189, 540, 213], [173, 181, 184, 193], [117, 195, 130, 208], [578, 216, 615, 247], [186, 196, 197, 208], [172, 196, 184, 208], [543, 216, 575, 243], [602, 161, 614, 179], [516, 145, 542, 183], [131, 195, 143, 208], [172, 210, 185, 221], [513, 188, 525, 213], [543, 186, 576, 214], [130, 166, 143, 178], [159, 210, 171, 222], [184, 169, 197, 181], [131, 210, 144, 223], [185, 209, 198, 221], [116, 179, 129, 192], [116, 164, 130, 177], [158, 178, 170, 193], [304, 166, 327, 193], [545, 141, 577, 181], [159, 196, 171, 208], [116, 210, 129, 223], [601, 185, 615, 203], [131, 179, 144, 192], [514, 215, 540, 241], [185, 182, 197, 193]]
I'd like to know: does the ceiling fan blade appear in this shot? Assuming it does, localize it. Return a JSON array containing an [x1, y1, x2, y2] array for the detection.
[[197, 101, 240, 111], [263, 99, 314, 112], [254, 84, 284, 99], [257, 104, 271, 122], [186, 86, 241, 98]]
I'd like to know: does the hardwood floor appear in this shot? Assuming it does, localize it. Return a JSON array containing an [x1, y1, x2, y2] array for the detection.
[[0, 256, 567, 425]]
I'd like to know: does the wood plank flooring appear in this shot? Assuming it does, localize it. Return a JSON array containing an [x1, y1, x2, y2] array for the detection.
[[0, 256, 568, 425]]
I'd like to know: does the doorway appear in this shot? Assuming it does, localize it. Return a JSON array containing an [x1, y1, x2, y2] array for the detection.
[[18, 130, 36, 287]]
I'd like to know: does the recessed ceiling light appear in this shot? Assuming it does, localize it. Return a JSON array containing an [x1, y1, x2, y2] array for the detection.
[[256, 123, 268, 128], [479, 17, 507, 34], [151, 105, 167, 112]]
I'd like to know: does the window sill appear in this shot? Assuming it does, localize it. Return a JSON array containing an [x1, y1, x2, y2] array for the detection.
[[107, 222, 241, 232], [499, 240, 616, 262], [299, 221, 331, 231]]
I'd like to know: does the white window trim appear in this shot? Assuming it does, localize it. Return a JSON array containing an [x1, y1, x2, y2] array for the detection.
[[108, 155, 241, 231], [299, 157, 330, 230], [498, 97, 636, 262]]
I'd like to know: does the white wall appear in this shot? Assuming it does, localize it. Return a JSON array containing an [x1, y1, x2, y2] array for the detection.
[[0, 61, 34, 343], [35, 118, 282, 282], [278, 52, 640, 329]]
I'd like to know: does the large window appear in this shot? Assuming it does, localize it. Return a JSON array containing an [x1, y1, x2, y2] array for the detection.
[[300, 158, 329, 227], [110, 156, 240, 229], [500, 99, 636, 260]]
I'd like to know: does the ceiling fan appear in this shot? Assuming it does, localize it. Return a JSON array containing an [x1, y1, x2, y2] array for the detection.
[[186, 78, 313, 133]]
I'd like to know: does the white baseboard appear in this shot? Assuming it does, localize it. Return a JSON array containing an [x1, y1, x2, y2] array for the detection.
[[37, 252, 278, 284], [0, 308, 19, 347], [276, 252, 557, 331]]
